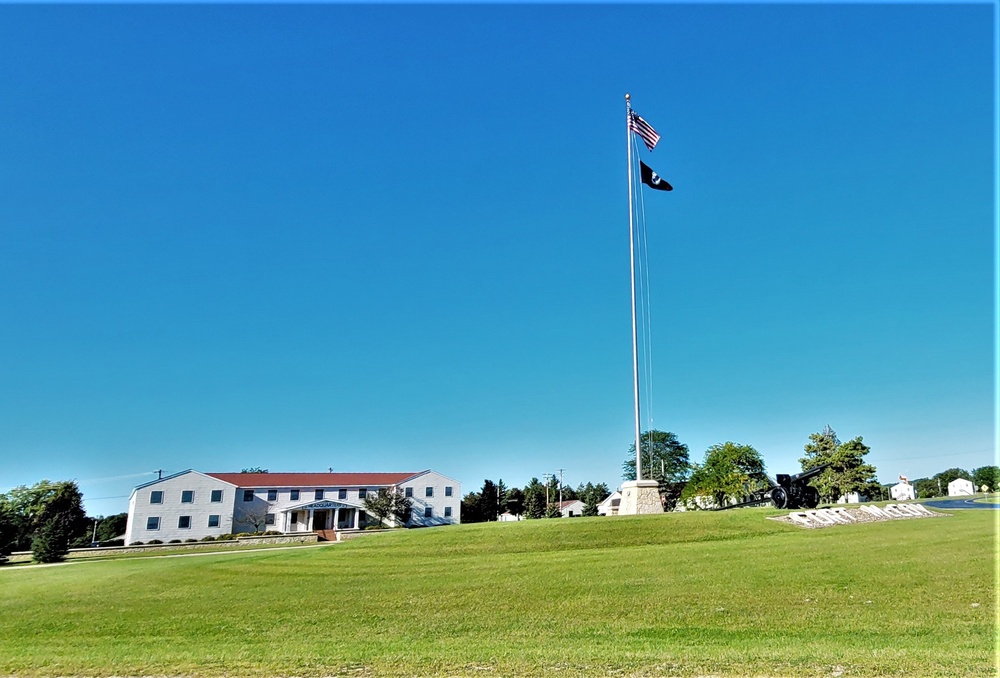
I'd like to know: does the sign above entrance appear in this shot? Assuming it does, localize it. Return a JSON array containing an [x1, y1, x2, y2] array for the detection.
[[294, 500, 356, 511]]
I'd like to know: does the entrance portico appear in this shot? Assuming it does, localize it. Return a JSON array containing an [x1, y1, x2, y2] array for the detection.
[[284, 499, 365, 534]]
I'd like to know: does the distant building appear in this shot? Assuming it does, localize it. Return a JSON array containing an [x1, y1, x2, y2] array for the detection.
[[948, 477, 974, 497], [558, 499, 586, 517], [498, 511, 522, 522], [891, 478, 915, 501], [124, 469, 460, 545], [597, 491, 621, 516], [836, 492, 864, 504]]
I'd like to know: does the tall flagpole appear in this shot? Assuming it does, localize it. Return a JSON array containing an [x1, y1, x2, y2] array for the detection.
[[625, 93, 643, 482]]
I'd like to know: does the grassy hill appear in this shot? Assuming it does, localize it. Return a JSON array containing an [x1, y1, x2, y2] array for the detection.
[[0, 508, 994, 676]]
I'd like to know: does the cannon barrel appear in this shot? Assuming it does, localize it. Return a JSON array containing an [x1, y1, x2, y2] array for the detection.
[[790, 462, 831, 484]]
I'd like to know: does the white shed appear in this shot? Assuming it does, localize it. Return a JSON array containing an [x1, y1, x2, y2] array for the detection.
[[558, 500, 586, 517], [890, 482, 915, 501], [948, 478, 974, 496]]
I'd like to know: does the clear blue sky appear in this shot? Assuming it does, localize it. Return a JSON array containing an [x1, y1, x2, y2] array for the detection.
[[0, 3, 994, 517]]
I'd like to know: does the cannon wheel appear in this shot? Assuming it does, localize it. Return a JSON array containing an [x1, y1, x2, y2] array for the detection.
[[803, 486, 820, 509], [771, 487, 789, 509]]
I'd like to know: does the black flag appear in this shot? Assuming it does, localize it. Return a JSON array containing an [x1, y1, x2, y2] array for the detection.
[[640, 161, 672, 191]]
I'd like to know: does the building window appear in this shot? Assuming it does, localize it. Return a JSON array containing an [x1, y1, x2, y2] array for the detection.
[[358, 488, 367, 499], [445, 486, 453, 497], [290, 512, 298, 524], [208, 515, 220, 528], [210, 489, 223, 503], [425, 487, 433, 497], [181, 490, 194, 503], [267, 489, 277, 501], [405, 487, 413, 498], [243, 490, 254, 502], [265, 513, 275, 526], [444, 506, 452, 518], [338, 489, 347, 500], [150, 491, 163, 504], [424, 507, 433, 518], [178, 516, 191, 529], [146, 517, 160, 530], [315, 489, 324, 500], [290, 490, 299, 501]]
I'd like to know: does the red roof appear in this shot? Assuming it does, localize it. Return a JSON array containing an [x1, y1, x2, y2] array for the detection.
[[559, 499, 583, 508], [206, 472, 419, 488]]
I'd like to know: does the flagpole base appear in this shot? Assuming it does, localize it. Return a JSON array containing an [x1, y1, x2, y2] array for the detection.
[[617, 480, 664, 515]]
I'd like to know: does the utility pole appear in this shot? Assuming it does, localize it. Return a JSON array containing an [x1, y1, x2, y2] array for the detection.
[[543, 473, 552, 511], [558, 469, 564, 509]]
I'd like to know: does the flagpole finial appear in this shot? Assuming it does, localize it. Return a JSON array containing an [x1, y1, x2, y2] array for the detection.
[[624, 93, 630, 101]]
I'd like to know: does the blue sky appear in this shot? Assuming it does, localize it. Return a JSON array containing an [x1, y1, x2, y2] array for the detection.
[[0, 4, 994, 517]]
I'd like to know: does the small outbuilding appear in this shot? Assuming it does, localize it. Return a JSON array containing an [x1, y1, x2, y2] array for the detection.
[[558, 499, 586, 517], [597, 491, 621, 516], [948, 478, 974, 496], [890, 480, 915, 501]]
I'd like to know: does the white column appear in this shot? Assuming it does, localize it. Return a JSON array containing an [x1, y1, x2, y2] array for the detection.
[[334, 508, 340, 530], [352, 509, 359, 530]]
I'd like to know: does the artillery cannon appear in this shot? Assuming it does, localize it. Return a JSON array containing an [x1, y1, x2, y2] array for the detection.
[[766, 463, 829, 509], [715, 462, 830, 510]]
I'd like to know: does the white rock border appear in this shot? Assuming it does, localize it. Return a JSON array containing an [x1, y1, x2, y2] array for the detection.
[[769, 504, 947, 529]]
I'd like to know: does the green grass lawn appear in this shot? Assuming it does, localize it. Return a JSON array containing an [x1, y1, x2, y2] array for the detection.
[[0, 508, 994, 677]]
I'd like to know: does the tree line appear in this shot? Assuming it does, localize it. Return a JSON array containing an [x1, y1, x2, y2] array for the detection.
[[621, 425, 997, 509], [460, 478, 612, 522], [0, 480, 128, 564]]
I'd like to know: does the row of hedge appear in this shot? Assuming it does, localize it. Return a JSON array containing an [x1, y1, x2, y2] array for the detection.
[[130, 530, 283, 546]]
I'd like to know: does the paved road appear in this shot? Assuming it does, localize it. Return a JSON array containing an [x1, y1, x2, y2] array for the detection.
[[924, 498, 1000, 510]]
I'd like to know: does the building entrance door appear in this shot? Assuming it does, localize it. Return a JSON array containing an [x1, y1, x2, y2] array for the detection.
[[312, 510, 328, 531]]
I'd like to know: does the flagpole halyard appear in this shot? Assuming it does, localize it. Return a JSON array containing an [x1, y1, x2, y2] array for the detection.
[[626, 93, 643, 482]]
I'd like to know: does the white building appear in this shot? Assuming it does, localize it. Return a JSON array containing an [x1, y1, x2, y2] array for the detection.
[[948, 477, 974, 497], [124, 469, 460, 545], [597, 491, 621, 516], [558, 499, 586, 517], [891, 479, 915, 501]]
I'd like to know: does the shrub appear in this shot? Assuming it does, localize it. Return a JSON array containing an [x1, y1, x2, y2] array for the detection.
[[184, 538, 198, 543], [147, 539, 163, 545], [100, 539, 124, 547], [200, 535, 216, 542], [131, 541, 144, 546], [168, 539, 182, 544], [235, 532, 254, 538], [31, 519, 72, 563], [217, 534, 235, 541], [263, 530, 282, 536]]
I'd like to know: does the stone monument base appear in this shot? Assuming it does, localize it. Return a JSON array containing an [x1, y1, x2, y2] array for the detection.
[[617, 479, 664, 515]]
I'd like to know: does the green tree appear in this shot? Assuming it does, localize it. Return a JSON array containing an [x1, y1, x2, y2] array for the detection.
[[580, 482, 610, 516], [504, 488, 524, 518], [0, 504, 14, 565], [622, 430, 691, 496], [544, 502, 563, 519], [682, 442, 768, 508], [362, 488, 412, 527], [94, 512, 129, 543], [477, 480, 499, 522], [523, 479, 546, 519], [799, 426, 880, 502], [912, 477, 940, 499], [31, 481, 86, 563], [461, 492, 483, 523], [972, 466, 1000, 492], [240, 467, 268, 473]]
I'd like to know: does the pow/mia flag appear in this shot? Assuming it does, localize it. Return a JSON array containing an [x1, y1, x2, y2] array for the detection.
[[640, 161, 672, 191]]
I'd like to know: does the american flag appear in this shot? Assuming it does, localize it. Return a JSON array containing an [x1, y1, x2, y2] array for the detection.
[[629, 111, 660, 151]]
